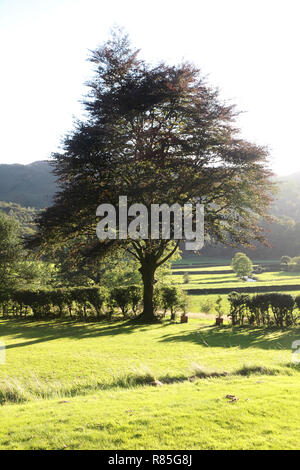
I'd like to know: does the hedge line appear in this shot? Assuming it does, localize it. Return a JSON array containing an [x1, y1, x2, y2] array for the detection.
[[187, 284, 300, 295], [0, 285, 187, 321], [228, 292, 300, 327], [0, 287, 107, 319]]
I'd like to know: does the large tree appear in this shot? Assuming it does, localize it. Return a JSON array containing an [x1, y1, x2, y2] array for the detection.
[[31, 31, 273, 322]]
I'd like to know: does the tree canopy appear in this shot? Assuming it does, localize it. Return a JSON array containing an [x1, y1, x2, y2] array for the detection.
[[30, 30, 273, 322]]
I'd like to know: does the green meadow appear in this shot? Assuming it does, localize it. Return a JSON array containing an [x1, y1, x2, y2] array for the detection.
[[1, 262, 300, 450], [171, 265, 300, 313], [1, 316, 300, 449]]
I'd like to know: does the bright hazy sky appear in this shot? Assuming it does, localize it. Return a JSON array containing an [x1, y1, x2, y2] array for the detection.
[[0, 0, 299, 175]]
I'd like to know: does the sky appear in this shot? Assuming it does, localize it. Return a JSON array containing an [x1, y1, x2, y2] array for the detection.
[[0, 0, 299, 175]]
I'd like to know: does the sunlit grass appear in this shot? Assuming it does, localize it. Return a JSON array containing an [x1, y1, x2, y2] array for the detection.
[[171, 268, 300, 292], [0, 318, 300, 449]]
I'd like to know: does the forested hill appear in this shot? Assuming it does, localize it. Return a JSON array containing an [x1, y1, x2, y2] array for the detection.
[[0, 161, 57, 208]]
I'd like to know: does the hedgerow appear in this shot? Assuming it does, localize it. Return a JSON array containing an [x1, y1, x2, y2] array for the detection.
[[228, 292, 299, 327], [0, 287, 108, 320], [0, 284, 188, 321]]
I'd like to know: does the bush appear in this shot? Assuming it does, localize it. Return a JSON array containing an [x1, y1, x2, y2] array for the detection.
[[183, 272, 190, 284], [0, 291, 11, 316], [215, 296, 224, 318], [267, 293, 295, 327], [228, 292, 249, 325], [228, 291, 297, 327], [160, 286, 185, 320], [127, 285, 142, 315], [0, 287, 108, 320], [110, 285, 142, 318]]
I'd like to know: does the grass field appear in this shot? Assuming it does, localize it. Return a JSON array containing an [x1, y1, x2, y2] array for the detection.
[[172, 256, 281, 266], [1, 317, 300, 449], [1, 262, 300, 450], [170, 265, 300, 314], [172, 269, 300, 290]]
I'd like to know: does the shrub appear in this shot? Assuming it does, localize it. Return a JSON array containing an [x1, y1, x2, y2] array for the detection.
[[160, 286, 184, 320], [228, 292, 249, 325], [215, 296, 224, 318], [84, 287, 108, 318], [110, 286, 142, 318], [228, 291, 297, 327], [127, 285, 142, 315], [183, 272, 190, 284], [0, 291, 11, 316], [267, 293, 295, 327]]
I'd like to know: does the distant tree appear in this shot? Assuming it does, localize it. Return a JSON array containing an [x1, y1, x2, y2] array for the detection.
[[231, 253, 253, 278], [29, 30, 273, 322]]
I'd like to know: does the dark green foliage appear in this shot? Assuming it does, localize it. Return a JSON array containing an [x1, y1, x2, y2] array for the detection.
[[0, 291, 11, 316], [228, 291, 298, 327], [295, 295, 300, 311], [110, 285, 142, 318], [127, 285, 143, 315], [160, 286, 187, 320], [228, 292, 249, 326], [1, 287, 107, 320], [267, 293, 295, 327]]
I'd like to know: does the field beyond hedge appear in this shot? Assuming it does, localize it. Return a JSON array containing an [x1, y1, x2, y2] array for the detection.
[[0, 317, 300, 449], [171, 265, 300, 314]]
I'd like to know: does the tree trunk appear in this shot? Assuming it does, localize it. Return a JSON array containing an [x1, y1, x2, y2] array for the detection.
[[139, 262, 158, 323]]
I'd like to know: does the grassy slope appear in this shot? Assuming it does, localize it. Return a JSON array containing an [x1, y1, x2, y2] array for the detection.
[[0, 318, 300, 449]]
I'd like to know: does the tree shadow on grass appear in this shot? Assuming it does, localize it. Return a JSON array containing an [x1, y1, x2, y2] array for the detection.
[[1, 318, 299, 352], [0, 318, 158, 350], [159, 325, 300, 351]]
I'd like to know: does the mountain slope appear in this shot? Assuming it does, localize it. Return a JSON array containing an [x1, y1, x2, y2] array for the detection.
[[0, 161, 57, 208]]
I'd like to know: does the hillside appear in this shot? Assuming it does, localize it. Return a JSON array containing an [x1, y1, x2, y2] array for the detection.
[[0, 161, 57, 208]]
